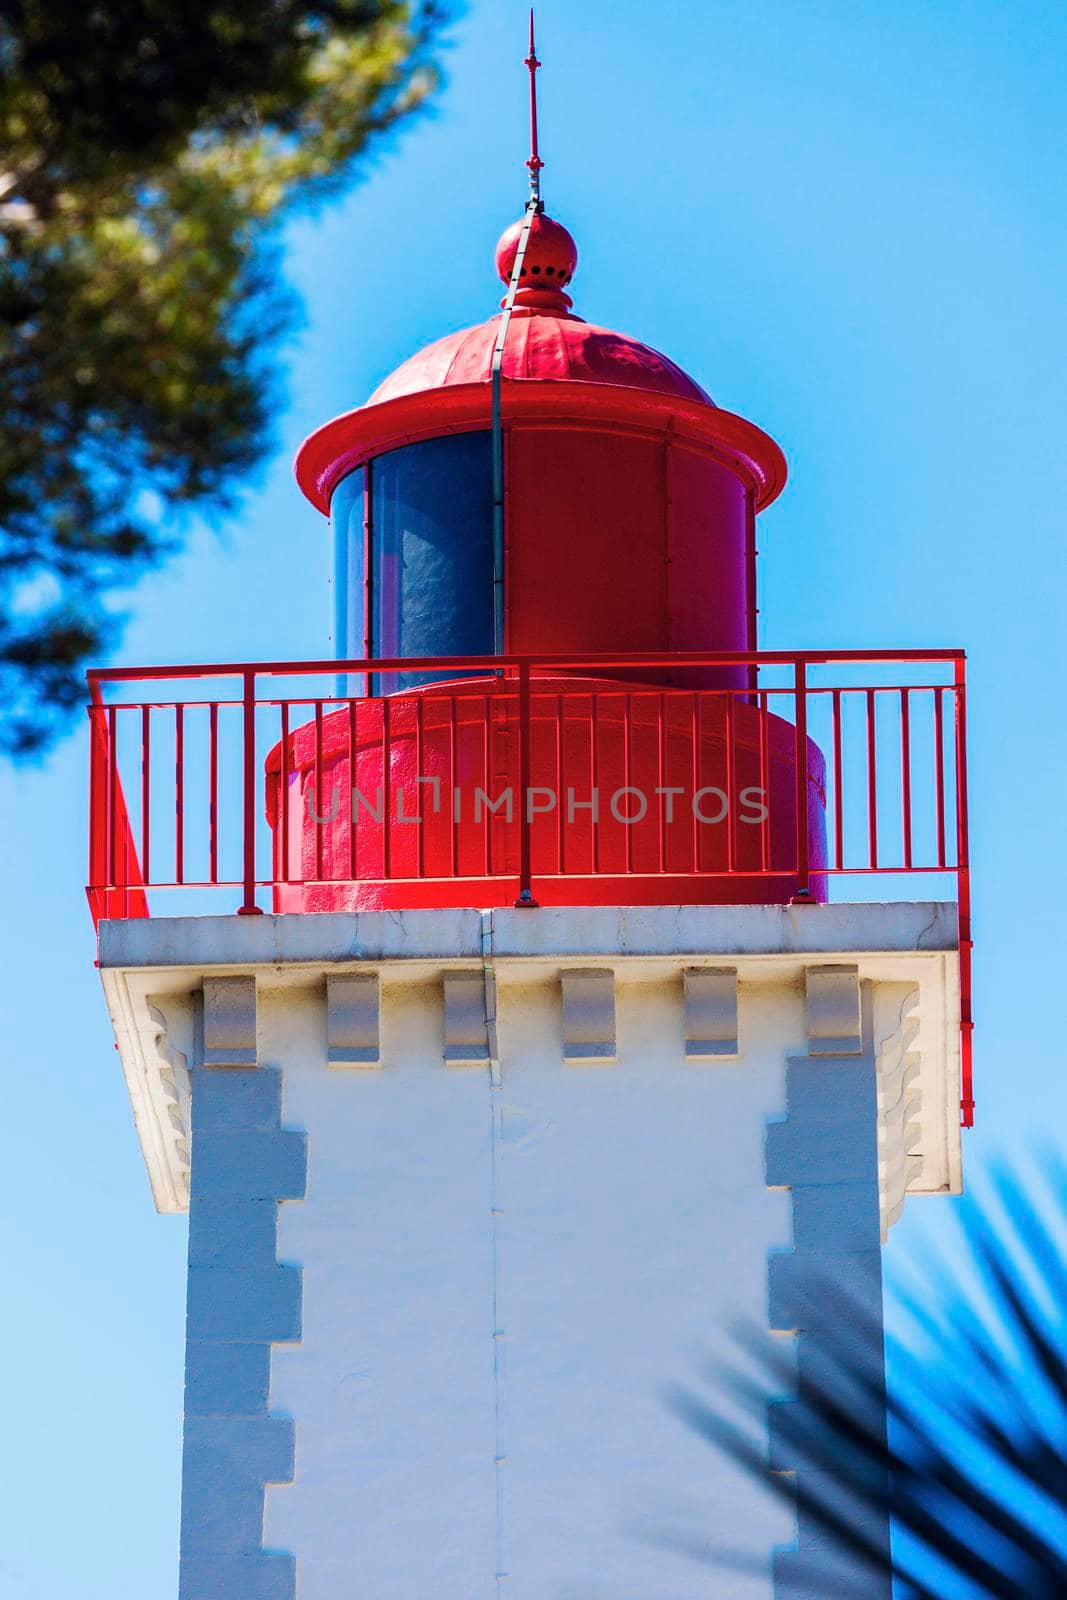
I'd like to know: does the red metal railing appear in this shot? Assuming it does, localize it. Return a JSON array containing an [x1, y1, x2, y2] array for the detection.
[[86, 649, 972, 1123]]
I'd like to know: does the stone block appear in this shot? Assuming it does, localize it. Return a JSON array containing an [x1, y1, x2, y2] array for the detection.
[[191, 1067, 281, 1131], [179, 1550, 295, 1600], [182, 1415, 296, 1487], [790, 1182, 882, 1252], [784, 1057, 877, 1126], [765, 1119, 877, 1187], [187, 1265, 302, 1344], [184, 1342, 271, 1417], [188, 1200, 279, 1268], [768, 1250, 883, 1333], [180, 1480, 264, 1554], [190, 1130, 307, 1202], [773, 1544, 891, 1599]]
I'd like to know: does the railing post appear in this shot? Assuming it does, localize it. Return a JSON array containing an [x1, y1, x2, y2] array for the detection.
[[87, 692, 106, 926], [791, 660, 812, 902], [238, 668, 263, 915], [514, 660, 539, 907], [954, 657, 973, 1126]]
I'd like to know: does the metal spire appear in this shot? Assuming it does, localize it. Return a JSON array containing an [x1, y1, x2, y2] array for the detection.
[[524, 9, 544, 208]]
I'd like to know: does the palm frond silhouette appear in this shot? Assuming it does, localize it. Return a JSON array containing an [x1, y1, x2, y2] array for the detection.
[[669, 1164, 1067, 1598]]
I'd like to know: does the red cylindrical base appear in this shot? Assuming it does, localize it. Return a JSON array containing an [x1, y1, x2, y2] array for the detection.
[[265, 676, 827, 911]]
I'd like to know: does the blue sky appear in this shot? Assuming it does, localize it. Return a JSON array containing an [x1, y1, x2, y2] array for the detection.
[[2, 1, 1066, 1593]]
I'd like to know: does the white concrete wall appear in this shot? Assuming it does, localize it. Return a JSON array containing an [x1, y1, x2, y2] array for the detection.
[[104, 907, 958, 1597], [264, 970, 800, 1599]]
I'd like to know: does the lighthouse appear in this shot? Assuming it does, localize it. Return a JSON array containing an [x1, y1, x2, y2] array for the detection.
[[88, 23, 971, 1600]]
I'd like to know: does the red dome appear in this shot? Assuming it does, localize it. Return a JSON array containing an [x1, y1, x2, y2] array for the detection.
[[295, 206, 788, 514], [366, 206, 711, 408], [367, 312, 713, 408]]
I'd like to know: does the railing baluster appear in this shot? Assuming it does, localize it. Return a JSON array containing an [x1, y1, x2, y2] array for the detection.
[[141, 704, 151, 885], [725, 688, 736, 873], [657, 689, 668, 875], [556, 692, 565, 874], [280, 700, 291, 886], [483, 695, 492, 878], [314, 700, 325, 884], [900, 687, 912, 870], [238, 669, 261, 913], [175, 704, 184, 886], [690, 691, 700, 874], [623, 692, 633, 873], [794, 663, 810, 894], [866, 686, 878, 871], [208, 702, 219, 886], [590, 692, 600, 877], [382, 696, 392, 881], [832, 688, 843, 871], [108, 704, 119, 892], [347, 697, 358, 881], [934, 688, 946, 869], [515, 661, 536, 905], [449, 694, 458, 879], [758, 688, 770, 873]]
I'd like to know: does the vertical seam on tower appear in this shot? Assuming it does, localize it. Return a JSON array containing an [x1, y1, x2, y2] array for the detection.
[[482, 909, 509, 1590]]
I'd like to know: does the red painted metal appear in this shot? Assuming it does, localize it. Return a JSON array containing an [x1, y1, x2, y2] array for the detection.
[[86, 688, 148, 924], [901, 688, 913, 871], [265, 673, 827, 910], [504, 430, 753, 673], [524, 8, 543, 197], [174, 704, 184, 886], [295, 382, 785, 519], [954, 657, 974, 1128], [866, 688, 879, 870], [239, 669, 262, 914], [366, 309, 709, 410], [493, 215, 578, 313], [793, 661, 810, 896]]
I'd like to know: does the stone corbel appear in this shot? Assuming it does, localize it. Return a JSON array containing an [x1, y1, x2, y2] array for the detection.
[[561, 968, 616, 1063], [202, 976, 258, 1069], [805, 965, 862, 1056], [684, 967, 739, 1058], [442, 972, 491, 1064], [326, 974, 381, 1066]]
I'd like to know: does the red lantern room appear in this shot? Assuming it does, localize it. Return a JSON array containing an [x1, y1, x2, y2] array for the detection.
[[270, 30, 827, 912], [294, 206, 786, 678]]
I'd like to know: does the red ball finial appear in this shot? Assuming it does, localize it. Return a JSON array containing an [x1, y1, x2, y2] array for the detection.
[[494, 211, 578, 313]]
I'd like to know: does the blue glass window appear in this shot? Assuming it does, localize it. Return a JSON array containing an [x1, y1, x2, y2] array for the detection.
[[330, 465, 367, 662], [330, 433, 494, 694]]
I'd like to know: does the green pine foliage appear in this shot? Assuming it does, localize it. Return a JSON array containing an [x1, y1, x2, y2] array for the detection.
[[0, 2, 446, 752]]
